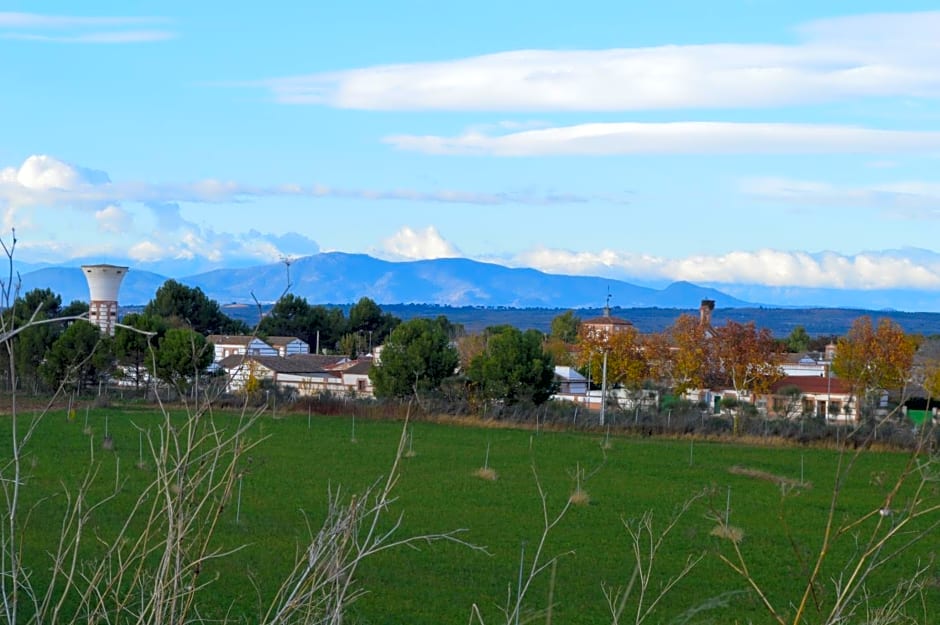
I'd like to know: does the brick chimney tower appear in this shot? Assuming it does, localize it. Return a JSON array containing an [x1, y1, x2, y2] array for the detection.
[[699, 299, 715, 327]]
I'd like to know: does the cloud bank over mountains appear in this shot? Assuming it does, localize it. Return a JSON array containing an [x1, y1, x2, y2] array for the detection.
[[3, 152, 940, 296]]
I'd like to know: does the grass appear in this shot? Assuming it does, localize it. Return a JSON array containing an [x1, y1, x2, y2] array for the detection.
[[4, 405, 938, 625]]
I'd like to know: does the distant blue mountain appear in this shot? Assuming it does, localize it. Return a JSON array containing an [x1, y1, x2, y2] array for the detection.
[[19, 252, 752, 309], [706, 283, 940, 312], [181, 253, 751, 308]]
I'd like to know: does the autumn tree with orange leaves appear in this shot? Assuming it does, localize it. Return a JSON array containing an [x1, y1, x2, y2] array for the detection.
[[646, 313, 712, 395], [831, 316, 917, 419], [578, 323, 650, 396], [711, 320, 782, 398]]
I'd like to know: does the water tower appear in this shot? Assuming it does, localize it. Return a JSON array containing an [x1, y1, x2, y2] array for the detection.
[[82, 264, 128, 336]]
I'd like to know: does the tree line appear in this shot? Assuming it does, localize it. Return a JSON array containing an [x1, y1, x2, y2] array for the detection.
[[367, 308, 930, 425], [6, 278, 931, 421], [3, 280, 399, 394]]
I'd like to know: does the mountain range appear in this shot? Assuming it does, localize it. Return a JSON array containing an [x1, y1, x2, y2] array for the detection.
[[18, 252, 748, 309], [13, 251, 940, 314]]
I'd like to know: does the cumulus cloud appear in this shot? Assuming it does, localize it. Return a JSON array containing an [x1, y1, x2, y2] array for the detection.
[[385, 122, 940, 157], [128, 240, 164, 262], [95, 205, 130, 233], [0, 12, 174, 43], [0, 154, 598, 268], [513, 247, 940, 290], [258, 11, 940, 111], [380, 226, 462, 260]]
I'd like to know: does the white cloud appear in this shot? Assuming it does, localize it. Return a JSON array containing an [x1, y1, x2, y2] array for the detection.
[[0, 154, 592, 209], [513, 247, 940, 290], [259, 11, 940, 111], [7, 154, 97, 190], [0, 154, 594, 267], [385, 122, 940, 156], [128, 240, 164, 262], [95, 205, 130, 233], [0, 12, 173, 43], [380, 226, 462, 260]]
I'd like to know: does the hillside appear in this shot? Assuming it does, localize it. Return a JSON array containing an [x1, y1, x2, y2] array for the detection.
[[22, 252, 749, 309]]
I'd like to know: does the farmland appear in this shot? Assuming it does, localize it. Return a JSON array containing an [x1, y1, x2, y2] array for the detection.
[[5, 405, 938, 624]]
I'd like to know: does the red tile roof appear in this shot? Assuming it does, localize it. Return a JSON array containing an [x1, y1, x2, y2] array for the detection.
[[770, 375, 852, 395]]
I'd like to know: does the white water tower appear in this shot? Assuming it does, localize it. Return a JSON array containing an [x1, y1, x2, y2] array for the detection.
[[82, 264, 128, 336]]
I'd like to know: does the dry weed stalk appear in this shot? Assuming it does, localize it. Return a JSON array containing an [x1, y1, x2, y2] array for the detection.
[[469, 467, 573, 625], [262, 404, 483, 625], [567, 452, 606, 507], [605, 490, 707, 625], [0, 233, 479, 625], [475, 441, 498, 480], [715, 405, 940, 625]]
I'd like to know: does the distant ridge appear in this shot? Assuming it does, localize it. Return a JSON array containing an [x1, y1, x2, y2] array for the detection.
[[20, 251, 752, 309]]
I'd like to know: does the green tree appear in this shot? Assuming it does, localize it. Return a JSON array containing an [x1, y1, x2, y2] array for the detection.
[[347, 297, 400, 349], [260, 294, 350, 354], [550, 310, 581, 343], [467, 325, 557, 405], [152, 328, 214, 390], [39, 321, 114, 392], [4, 289, 87, 392], [61, 299, 90, 318], [338, 333, 360, 359], [260, 294, 316, 344], [11, 321, 58, 392], [369, 317, 459, 399], [144, 279, 247, 335], [114, 313, 168, 389], [785, 325, 812, 353]]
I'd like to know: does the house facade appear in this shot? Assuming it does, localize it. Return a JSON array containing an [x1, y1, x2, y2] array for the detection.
[[218, 353, 375, 397], [764, 375, 858, 421], [266, 336, 310, 357], [208, 335, 278, 361]]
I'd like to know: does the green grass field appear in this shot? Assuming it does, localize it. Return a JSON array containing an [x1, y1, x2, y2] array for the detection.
[[4, 405, 938, 624]]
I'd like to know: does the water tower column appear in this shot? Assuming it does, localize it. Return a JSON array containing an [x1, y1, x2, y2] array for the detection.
[[82, 264, 128, 336]]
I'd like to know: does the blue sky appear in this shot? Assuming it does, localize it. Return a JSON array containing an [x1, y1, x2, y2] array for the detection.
[[3, 1, 940, 295]]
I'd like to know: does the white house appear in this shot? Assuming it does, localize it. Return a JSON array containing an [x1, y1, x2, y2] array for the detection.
[[266, 336, 310, 357], [207, 335, 277, 362], [765, 375, 858, 421], [337, 358, 375, 397], [218, 353, 379, 397], [554, 366, 588, 395], [780, 353, 830, 377]]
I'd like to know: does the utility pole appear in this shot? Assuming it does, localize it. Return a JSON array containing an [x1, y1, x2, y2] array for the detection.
[[600, 349, 608, 427]]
